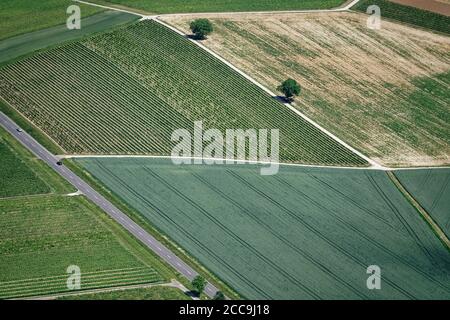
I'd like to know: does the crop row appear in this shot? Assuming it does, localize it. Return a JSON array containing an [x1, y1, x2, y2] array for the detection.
[[0, 267, 162, 299]]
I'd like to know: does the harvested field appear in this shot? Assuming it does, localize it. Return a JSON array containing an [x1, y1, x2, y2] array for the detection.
[[0, 20, 367, 166], [164, 12, 450, 166], [77, 157, 450, 300], [395, 169, 450, 238]]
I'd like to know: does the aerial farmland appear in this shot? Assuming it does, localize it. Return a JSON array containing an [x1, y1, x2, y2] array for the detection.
[[0, 0, 449, 307]]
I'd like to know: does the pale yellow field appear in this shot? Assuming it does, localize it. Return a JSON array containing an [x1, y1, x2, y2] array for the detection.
[[163, 12, 450, 167]]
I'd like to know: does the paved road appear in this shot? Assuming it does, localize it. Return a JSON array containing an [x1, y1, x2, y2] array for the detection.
[[0, 112, 219, 299]]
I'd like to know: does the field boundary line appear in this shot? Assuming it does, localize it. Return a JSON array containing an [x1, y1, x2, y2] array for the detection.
[[152, 17, 381, 169], [387, 171, 450, 250], [61, 154, 450, 171]]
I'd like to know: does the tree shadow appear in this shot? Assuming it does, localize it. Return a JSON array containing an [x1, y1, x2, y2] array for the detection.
[[274, 95, 292, 104], [185, 290, 200, 298], [186, 34, 207, 40]]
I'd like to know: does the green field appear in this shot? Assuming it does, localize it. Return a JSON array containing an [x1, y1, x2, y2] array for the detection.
[[0, 195, 163, 299], [0, 20, 367, 166], [353, 0, 450, 34], [0, 11, 138, 65], [59, 285, 190, 300], [0, 128, 175, 299], [0, 0, 103, 41], [0, 138, 49, 197], [77, 157, 450, 299], [92, 0, 346, 14], [395, 169, 450, 239]]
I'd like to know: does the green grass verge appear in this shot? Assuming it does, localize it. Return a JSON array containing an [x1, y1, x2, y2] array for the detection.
[[58, 285, 190, 300], [353, 0, 450, 34], [92, 0, 346, 14], [394, 169, 450, 240], [77, 157, 450, 299], [64, 158, 241, 300], [0, 0, 103, 41], [0, 136, 50, 198]]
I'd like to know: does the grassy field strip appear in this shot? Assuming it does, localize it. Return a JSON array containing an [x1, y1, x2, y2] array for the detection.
[[0, 269, 160, 292], [0, 273, 162, 299], [74, 0, 144, 16], [78, 157, 450, 299], [394, 169, 450, 239], [153, 2, 357, 17], [0, 138, 50, 197], [0, 267, 147, 286], [84, 0, 350, 15], [0, 0, 103, 41], [54, 280, 190, 300], [0, 11, 138, 65], [388, 172, 450, 249]]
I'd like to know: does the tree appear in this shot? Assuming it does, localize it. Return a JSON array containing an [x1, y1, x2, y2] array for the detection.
[[277, 78, 301, 102], [191, 275, 207, 296], [213, 291, 226, 300], [190, 19, 213, 40]]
